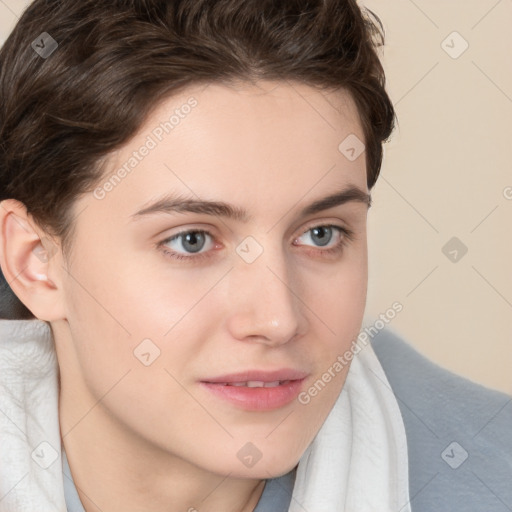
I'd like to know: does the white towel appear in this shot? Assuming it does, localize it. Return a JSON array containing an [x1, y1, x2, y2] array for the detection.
[[0, 319, 66, 512], [290, 337, 412, 512], [0, 319, 411, 512]]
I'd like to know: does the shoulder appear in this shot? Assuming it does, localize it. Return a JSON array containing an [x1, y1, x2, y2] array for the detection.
[[371, 327, 512, 512]]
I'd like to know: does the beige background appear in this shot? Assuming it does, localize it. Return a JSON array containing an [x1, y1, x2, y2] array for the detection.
[[1, 0, 511, 394]]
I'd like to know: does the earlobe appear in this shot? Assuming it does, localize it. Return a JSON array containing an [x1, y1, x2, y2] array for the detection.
[[0, 199, 65, 321]]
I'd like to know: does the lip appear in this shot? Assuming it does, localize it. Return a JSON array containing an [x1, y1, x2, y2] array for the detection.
[[200, 368, 309, 411], [201, 369, 309, 383]]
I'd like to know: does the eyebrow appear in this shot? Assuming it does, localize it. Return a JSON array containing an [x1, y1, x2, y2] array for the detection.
[[130, 184, 371, 222]]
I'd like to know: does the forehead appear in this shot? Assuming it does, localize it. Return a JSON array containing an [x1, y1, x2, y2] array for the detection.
[[72, 80, 367, 234], [149, 79, 364, 146], [110, 80, 364, 178]]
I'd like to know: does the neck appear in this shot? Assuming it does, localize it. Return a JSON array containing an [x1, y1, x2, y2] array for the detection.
[[59, 386, 266, 512]]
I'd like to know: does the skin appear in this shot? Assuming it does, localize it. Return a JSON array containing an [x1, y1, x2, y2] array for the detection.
[[0, 80, 369, 512]]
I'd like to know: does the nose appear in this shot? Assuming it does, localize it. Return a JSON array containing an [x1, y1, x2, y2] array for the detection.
[[225, 246, 308, 347]]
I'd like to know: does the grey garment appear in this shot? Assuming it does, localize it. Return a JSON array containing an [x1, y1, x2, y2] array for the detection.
[[254, 469, 295, 512], [371, 327, 512, 512], [0, 268, 34, 320], [62, 327, 512, 511], [62, 449, 295, 512], [62, 450, 85, 512]]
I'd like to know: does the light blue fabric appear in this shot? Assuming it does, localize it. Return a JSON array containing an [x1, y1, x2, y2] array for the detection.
[[253, 469, 295, 511], [62, 450, 84, 512], [62, 327, 512, 511], [62, 448, 295, 512]]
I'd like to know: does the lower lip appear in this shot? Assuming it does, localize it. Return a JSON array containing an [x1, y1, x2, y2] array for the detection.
[[200, 379, 305, 411]]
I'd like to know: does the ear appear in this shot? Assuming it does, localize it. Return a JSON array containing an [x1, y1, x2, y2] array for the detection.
[[0, 199, 67, 322]]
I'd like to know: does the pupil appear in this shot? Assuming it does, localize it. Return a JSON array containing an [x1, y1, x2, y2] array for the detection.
[[183, 232, 205, 253], [312, 226, 332, 247]]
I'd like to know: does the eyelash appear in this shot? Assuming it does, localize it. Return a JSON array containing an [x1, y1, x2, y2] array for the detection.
[[157, 224, 355, 262]]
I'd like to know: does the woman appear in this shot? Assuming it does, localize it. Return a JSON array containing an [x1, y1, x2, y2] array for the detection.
[[0, 1, 510, 511]]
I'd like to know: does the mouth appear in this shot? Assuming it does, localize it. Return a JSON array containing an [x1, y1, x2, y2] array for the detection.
[[200, 369, 308, 411], [212, 380, 292, 388]]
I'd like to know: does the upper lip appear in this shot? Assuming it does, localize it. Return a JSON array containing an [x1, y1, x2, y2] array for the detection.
[[201, 369, 309, 383]]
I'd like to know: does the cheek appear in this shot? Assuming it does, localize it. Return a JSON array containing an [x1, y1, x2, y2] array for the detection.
[[62, 251, 226, 403], [67, 246, 219, 337], [60, 263, 215, 451], [300, 254, 367, 395], [307, 248, 368, 339]]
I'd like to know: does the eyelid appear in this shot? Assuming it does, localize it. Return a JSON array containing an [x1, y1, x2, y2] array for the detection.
[[294, 218, 351, 239], [159, 218, 348, 244]]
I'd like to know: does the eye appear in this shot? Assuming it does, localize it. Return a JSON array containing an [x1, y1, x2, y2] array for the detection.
[[158, 229, 217, 261], [298, 225, 336, 247], [157, 224, 354, 263], [293, 224, 354, 256]]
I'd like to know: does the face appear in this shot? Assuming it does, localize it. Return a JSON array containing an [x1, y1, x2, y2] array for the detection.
[[51, 80, 369, 478]]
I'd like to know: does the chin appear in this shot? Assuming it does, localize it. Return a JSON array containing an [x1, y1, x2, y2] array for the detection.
[[190, 439, 304, 479], [236, 442, 304, 479]]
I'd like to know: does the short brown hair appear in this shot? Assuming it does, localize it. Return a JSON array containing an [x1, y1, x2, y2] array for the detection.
[[0, 0, 396, 318]]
